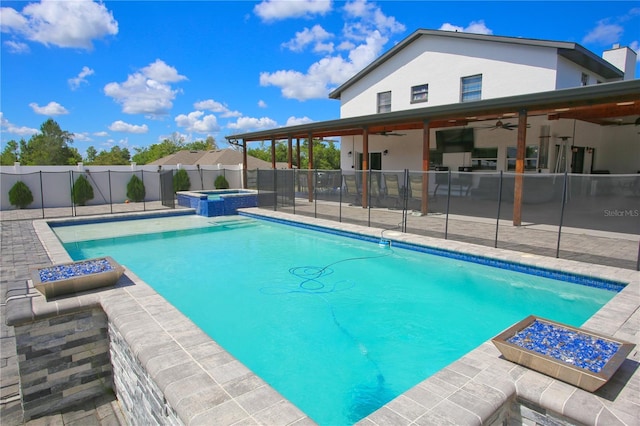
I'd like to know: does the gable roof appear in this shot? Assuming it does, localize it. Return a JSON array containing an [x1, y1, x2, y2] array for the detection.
[[148, 148, 272, 168], [329, 29, 623, 100]]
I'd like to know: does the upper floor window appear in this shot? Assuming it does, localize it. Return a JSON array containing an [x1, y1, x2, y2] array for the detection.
[[411, 84, 428, 103], [377, 91, 391, 113], [461, 74, 482, 102], [581, 73, 589, 86]]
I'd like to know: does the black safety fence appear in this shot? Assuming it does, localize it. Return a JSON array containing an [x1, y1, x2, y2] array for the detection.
[[253, 169, 640, 270]]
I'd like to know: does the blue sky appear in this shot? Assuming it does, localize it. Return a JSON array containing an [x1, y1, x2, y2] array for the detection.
[[1, 0, 639, 158]]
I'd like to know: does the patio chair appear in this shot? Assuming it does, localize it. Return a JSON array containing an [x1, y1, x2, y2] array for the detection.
[[409, 174, 427, 208], [383, 173, 403, 209], [343, 174, 361, 205]]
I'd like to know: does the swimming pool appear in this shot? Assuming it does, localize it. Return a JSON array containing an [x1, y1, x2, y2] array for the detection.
[[54, 214, 620, 425], [176, 190, 257, 216]]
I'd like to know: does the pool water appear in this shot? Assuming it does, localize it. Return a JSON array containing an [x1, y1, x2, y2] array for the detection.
[[57, 215, 617, 425]]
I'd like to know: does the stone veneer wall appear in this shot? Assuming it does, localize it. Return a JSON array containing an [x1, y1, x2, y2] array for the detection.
[[14, 308, 112, 421], [108, 321, 182, 425]]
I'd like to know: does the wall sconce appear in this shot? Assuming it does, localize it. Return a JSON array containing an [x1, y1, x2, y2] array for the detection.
[[571, 146, 579, 153], [587, 147, 594, 154], [348, 151, 352, 158], [157, 165, 162, 172], [383, 149, 388, 156]]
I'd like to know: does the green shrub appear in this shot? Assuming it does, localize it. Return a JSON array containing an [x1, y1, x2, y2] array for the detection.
[[126, 175, 146, 202], [173, 169, 191, 192], [8, 181, 34, 209], [72, 175, 94, 206], [214, 175, 230, 189]]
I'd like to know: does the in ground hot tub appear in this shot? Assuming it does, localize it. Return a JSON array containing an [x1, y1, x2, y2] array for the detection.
[[177, 190, 258, 216]]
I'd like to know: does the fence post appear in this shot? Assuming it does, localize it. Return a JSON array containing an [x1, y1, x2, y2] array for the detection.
[[142, 171, 146, 211], [314, 169, 318, 219], [444, 170, 452, 239], [108, 170, 113, 214], [402, 169, 409, 233], [494, 171, 503, 248], [273, 169, 277, 211], [70, 171, 76, 217], [338, 171, 343, 223], [38, 171, 44, 218], [556, 171, 569, 258]]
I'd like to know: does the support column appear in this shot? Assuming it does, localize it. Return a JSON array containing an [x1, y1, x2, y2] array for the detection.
[[513, 109, 528, 226], [421, 120, 431, 214], [361, 127, 369, 208], [270, 138, 276, 169], [296, 139, 301, 170], [287, 136, 293, 169]]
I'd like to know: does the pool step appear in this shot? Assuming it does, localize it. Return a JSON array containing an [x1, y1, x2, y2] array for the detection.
[[208, 218, 257, 229]]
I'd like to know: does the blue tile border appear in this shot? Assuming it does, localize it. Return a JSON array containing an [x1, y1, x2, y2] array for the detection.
[[239, 212, 626, 293]]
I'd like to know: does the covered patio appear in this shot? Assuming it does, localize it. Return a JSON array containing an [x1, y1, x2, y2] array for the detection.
[[226, 79, 640, 226]]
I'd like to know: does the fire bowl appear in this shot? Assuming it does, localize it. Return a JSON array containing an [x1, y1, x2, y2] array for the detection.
[[492, 315, 635, 392], [32, 257, 124, 299]]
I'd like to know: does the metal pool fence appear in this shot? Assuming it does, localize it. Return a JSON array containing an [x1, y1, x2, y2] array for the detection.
[[250, 169, 640, 271], [0, 167, 242, 220]]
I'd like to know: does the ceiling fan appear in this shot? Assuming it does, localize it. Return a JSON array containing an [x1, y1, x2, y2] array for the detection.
[[375, 130, 406, 136], [479, 120, 520, 131]]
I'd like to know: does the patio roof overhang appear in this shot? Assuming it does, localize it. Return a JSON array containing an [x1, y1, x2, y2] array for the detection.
[[226, 79, 640, 143]]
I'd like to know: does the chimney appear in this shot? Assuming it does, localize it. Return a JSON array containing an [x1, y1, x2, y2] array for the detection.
[[602, 44, 637, 80]]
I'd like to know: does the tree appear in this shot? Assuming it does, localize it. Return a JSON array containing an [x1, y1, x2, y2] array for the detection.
[[72, 175, 94, 206], [0, 140, 20, 165], [85, 146, 98, 164], [214, 175, 229, 189], [19, 119, 82, 165], [173, 169, 190, 192], [8, 181, 34, 209], [90, 146, 131, 165], [126, 175, 146, 202]]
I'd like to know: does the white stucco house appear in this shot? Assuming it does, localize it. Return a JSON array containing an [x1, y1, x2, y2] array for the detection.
[[227, 29, 639, 178], [328, 30, 638, 175]]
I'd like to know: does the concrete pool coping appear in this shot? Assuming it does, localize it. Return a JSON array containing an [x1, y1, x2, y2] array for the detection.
[[11, 208, 639, 425]]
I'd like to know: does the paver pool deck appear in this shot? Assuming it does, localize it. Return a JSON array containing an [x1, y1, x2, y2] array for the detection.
[[1, 207, 638, 425]]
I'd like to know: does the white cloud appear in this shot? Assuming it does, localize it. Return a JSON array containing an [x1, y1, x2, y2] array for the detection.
[[282, 24, 334, 53], [3, 40, 29, 53], [227, 116, 278, 132], [73, 132, 92, 142], [68, 66, 95, 90], [104, 60, 186, 116], [438, 20, 493, 35], [258, 100, 268, 108], [0, 112, 39, 137], [0, 0, 118, 50], [260, 0, 404, 100], [29, 101, 69, 115], [254, 0, 332, 22], [286, 116, 313, 126], [193, 99, 241, 118], [108, 120, 149, 134], [93, 131, 109, 137], [175, 111, 220, 133], [583, 20, 624, 46]]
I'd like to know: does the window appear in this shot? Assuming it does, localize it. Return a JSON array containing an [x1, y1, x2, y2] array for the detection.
[[581, 73, 589, 86], [461, 74, 482, 102], [377, 91, 391, 113], [471, 148, 498, 171], [507, 146, 539, 171], [411, 84, 428, 103]]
